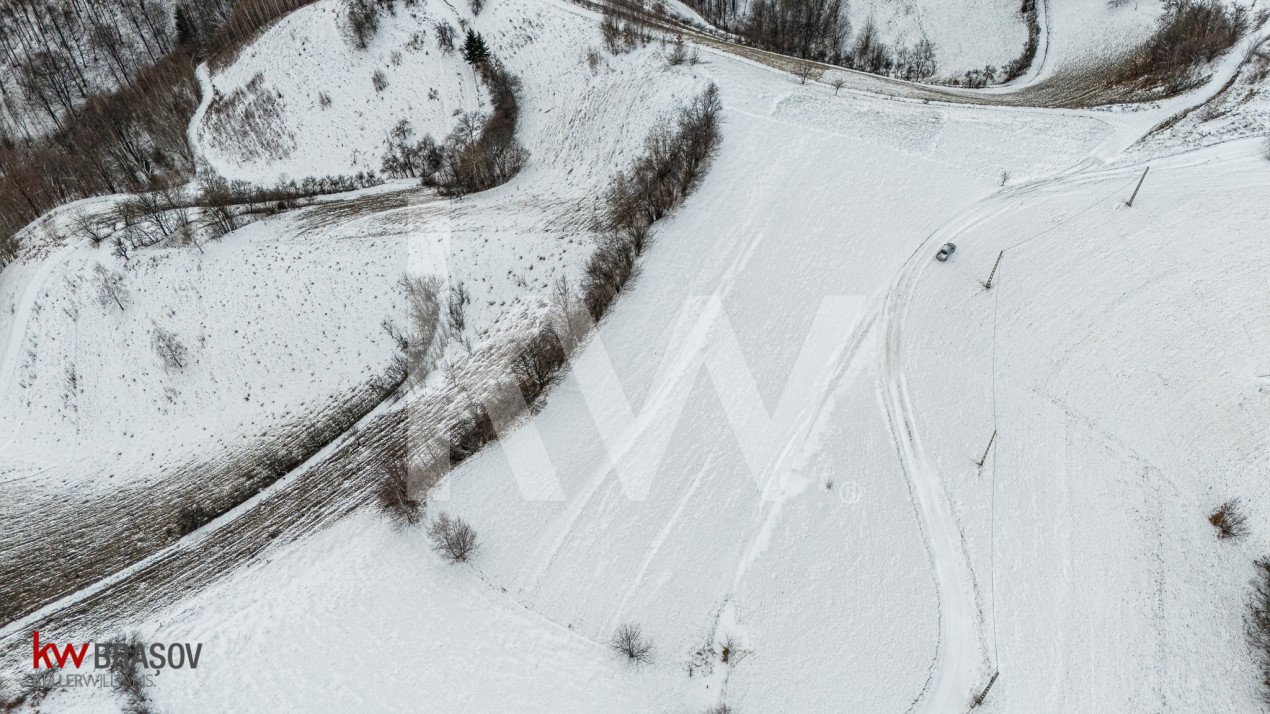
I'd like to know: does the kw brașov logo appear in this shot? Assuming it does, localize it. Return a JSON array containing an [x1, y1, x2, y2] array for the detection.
[[29, 631, 203, 687]]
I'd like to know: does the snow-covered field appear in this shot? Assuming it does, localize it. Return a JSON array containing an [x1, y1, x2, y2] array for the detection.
[[3, 0, 1270, 711]]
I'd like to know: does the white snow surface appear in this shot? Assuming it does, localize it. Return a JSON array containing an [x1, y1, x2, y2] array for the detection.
[[192, 0, 484, 185], [848, 0, 1028, 77], [4, 0, 1270, 712]]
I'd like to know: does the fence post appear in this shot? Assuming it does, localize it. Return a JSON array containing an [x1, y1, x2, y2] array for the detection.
[[983, 251, 1004, 290], [1126, 166, 1150, 207], [976, 429, 997, 469]]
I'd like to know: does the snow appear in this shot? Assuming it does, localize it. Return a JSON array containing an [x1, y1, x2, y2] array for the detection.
[[192, 0, 484, 185], [4, 0, 1270, 711], [848, 0, 1029, 79]]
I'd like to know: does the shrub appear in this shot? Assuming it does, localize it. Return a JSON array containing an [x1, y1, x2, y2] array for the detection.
[[152, 326, 188, 370], [428, 511, 479, 562], [425, 62, 528, 196], [610, 622, 653, 663], [667, 36, 689, 66], [347, 0, 382, 49], [1112, 0, 1248, 94], [1248, 558, 1270, 704], [447, 280, 471, 334], [448, 401, 499, 464], [382, 120, 442, 179], [436, 22, 457, 52], [176, 505, 215, 535], [106, 633, 152, 713], [376, 460, 421, 525], [401, 274, 444, 381], [1209, 498, 1248, 539], [372, 69, 389, 92], [582, 83, 721, 320]]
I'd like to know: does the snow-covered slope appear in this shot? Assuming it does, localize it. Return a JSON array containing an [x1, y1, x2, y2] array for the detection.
[[4, 0, 1270, 711], [193, 0, 484, 184], [847, 0, 1029, 78]]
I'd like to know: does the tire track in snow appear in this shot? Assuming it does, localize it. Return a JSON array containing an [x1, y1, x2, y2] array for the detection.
[[874, 167, 1105, 711], [872, 139, 1247, 710], [878, 206, 999, 713]]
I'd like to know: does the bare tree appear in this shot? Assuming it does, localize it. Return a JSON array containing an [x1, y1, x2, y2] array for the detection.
[[427, 511, 478, 562], [152, 326, 188, 369], [829, 77, 846, 94], [1248, 558, 1270, 704], [401, 274, 443, 383], [376, 460, 421, 526], [610, 623, 653, 664], [74, 210, 111, 246], [94, 263, 128, 311], [447, 280, 471, 334], [435, 22, 456, 52]]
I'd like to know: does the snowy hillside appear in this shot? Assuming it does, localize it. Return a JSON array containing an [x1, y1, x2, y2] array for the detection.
[[193, 0, 485, 183], [3, 0, 1270, 711]]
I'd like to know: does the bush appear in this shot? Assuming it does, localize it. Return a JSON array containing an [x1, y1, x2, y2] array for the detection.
[[448, 401, 499, 464], [152, 326, 188, 370], [447, 280, 471, 334], [1248, 558, 1270, 704], [347, 0, 393, 49], [582, 83, 721, 320], [176, 505, 215, 535], [428, 511, 479, 562], [106, 633, 152, 713], [1209, 498, 1248, 539], [424, 62, 528, 196], [1113, 0, 1248, 94], [513, 327, 568, 403], [610, 622, 653, 663], [376, 460, 420, 525], [436, 22, 457, 52]]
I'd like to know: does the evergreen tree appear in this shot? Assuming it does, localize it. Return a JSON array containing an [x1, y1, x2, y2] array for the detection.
[[462, 30, 490, 65]]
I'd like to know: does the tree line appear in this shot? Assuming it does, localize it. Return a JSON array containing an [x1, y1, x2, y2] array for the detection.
[[0, 0, 320, 268]]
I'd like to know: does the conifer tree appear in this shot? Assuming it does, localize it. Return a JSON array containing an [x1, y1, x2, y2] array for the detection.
[[462, 30, 490, 65]]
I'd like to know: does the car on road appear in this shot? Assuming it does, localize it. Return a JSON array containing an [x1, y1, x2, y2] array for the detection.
[[936, 242, 956, 261]]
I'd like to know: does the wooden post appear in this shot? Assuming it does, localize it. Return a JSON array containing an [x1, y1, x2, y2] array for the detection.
[[1125, 166, 1150, 207], [971, 671, 1000, 708], [983, 251, 1004, 290], [976, 429, 997, 469]]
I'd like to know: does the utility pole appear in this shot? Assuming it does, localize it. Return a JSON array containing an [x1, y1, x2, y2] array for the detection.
[[983, 251, 1004, 290], [1125, 166, 1150, 207], [976, 429, 997, 469]]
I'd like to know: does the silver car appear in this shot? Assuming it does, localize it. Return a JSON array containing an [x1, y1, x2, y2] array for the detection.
[[936, 242, 956, 261]]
